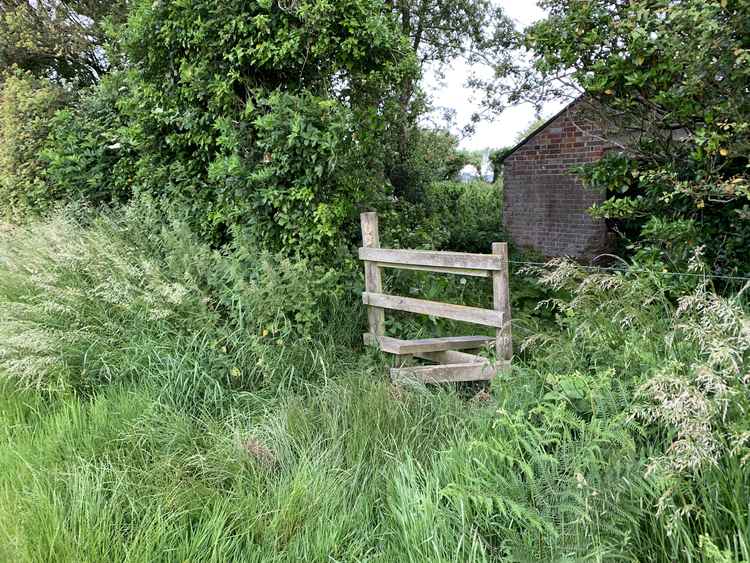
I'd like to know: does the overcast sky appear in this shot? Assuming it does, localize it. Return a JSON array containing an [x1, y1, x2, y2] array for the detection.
[[427, 1, 566, 151]]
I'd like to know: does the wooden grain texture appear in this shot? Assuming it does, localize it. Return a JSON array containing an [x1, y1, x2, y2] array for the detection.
[[360, 213, 385, 337], [492, 242, 513, 362], [416, 350, 486, 365], [390, 362, 500, 383], [372, 261, 489, 278], [363, 333, 494, 355], [362, 292, 504, 328], [359, 247, 502, 272]]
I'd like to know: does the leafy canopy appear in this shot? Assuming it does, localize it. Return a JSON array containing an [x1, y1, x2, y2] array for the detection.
[[83, 0, 416, 257], [525, 0, 750, 272], [0, 0, 127, 84]]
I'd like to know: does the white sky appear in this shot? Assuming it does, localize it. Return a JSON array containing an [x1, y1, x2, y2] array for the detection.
[[426, 1, 566, 151]]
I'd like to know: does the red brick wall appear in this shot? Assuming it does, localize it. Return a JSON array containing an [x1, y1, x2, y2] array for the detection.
[[502, 102, 610, 258]]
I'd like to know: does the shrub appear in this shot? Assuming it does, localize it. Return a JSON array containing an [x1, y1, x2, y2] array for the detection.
[[378, 179, 504, 254], [424, 180, 504, 253], [389, 128, 466, 201], [218, 91, 392, 261], [107, 0, 415, 255], [0, 70, 68, 221], [437, 259, 750, 560], [40, 73, 138, 207]]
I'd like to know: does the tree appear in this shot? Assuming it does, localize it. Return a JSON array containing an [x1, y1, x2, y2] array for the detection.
[[383, 0, 517, 195], [103, 0, 416, 258], [0, 0, 127, 84], [524, 0, 750, 273]]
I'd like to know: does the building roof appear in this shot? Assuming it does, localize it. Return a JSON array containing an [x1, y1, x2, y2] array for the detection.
[[498, 98, 580, 162]]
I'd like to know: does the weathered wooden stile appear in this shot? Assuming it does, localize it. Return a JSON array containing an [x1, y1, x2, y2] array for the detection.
[[359, 212, 512, 383]]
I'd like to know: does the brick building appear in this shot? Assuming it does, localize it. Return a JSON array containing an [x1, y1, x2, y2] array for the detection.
[[501, 98, 611, 259]]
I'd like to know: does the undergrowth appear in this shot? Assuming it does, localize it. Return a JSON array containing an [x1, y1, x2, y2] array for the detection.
[[0, 206, 748, 562]]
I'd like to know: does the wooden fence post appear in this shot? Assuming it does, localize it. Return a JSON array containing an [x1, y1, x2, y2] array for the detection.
[[361, 212, 385, 338], [491, 242, 512, 361]]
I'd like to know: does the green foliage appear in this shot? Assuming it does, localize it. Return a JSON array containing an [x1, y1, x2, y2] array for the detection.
[[3, 1, 750, 560], [437, 260, 750, 561], [1, 211, 749, 561], [526, 0, 750, 273], [390, 128, 465, 201], [0, 373, 492, 562], [0, 70, 68, 221], [383, 179, 504, 253], [222, 91, 389, 260], [489, 147, 511, 183], [0, 0, 127, 84], [107, 0, 414, 254], [441, 399, 636, 559], [41, 73, 138, 206], [426, 180, 504, 253], [0, 201, 360, 395]]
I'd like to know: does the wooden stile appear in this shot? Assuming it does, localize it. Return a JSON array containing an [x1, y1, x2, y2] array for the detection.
[[359, 212, 512, 384], [492, 242, 513, 362], [362, 292, 504, 328], [360, 213, 385, 338]]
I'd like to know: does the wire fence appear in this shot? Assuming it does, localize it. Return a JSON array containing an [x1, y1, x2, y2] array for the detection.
[[507, 260, 750, 284]]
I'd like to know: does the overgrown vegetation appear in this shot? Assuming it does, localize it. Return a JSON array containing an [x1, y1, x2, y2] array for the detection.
[[1, 209, 747, 561], [1, 0, 749, 560]]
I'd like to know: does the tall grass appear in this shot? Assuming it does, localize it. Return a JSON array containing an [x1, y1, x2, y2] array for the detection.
[[0, 207, 748, 562], [0, 374, 498, 562]]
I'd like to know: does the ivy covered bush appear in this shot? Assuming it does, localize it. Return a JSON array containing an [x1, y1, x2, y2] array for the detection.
[[41, 73, 138, 207], [107, 0, 416, 255]]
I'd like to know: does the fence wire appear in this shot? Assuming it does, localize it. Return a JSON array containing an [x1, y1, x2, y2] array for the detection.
[[507, 260, 750, 284]]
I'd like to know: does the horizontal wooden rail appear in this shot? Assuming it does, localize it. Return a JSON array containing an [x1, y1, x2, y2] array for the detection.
[[417, 350, 486, 365], [358, 248, 502, 276], [391, 362, 501, 383], [363, 333, 494, 355], [362, 292, 504, 328]]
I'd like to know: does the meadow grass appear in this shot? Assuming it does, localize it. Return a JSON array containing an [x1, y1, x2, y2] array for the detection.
[[0, 207, 748, 562], [0, 373, 500, 562]]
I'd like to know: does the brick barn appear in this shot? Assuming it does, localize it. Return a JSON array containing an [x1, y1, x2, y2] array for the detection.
[[500, 98, 611, 259]]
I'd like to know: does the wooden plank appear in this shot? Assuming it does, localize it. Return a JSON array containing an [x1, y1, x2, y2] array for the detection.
[[363, 333, 494, 355], [361, 213, 385, 338], [373, 261, 490, 278], [417, 350, 486, 365], [491, 242, 513, 362], [363, 333, 407, 354], [359, 247, 502, 272], [390, 362, 499, 383], [362, 292, 504, 328]]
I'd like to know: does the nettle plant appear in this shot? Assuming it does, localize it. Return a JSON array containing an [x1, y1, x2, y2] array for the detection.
[[526, 0, 750, 274]]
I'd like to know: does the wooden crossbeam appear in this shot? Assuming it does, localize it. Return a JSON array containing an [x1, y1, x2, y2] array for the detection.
[[363, 333, 494, 355], [358, 247, 502, 273], [362, 292, 504, 328], [416, 350, 486, 364], [390, 362, 505, 384]]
